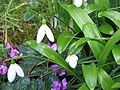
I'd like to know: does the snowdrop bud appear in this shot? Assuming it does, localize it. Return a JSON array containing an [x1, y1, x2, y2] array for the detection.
[[74, 0, 83, 7], [65, 54, 78, 68], [7, 63, 24, 82]]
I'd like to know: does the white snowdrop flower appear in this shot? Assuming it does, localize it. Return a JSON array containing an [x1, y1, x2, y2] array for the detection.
[[37, 19, 54, 43], [65, 54, 78, 68], [74, 0, 83, 7], [7, 63, 24, 82]]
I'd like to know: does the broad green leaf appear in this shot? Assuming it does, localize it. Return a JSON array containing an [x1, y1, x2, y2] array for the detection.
[[112, 45, 120, 64], [61, 4, 104, 60], [23, 12, 35, 22], [25, 40, 38, 48], [94, 0, 110, 10], [98, 22, 114, 35], [78, 84, 89, 90], [98, 68, 115, 90], [84, 4, 101, 14], [99, 11, 120, 28], [34, 43, 82, 81], [82, 63, 97, 90], [29, 0, 39, 9], [99, 29, 120, 65], [112, 82, 120, 88], [57, 32, 74, 54]]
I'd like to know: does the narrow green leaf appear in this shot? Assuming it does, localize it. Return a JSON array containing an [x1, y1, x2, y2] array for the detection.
[[82, 63, 97, 90], [84, 4, 101, 14], [112, 82, 120, 88], [0, 18, 21, 28], [99, 29, 120, 65], [35, 43, 82, 81], [57, 32, 74, 54], [61, 4, 104, 60], [98, 22, 114, 35], [99, 11, 120, 28], [78, 84, 89, 90], [98, 68, 115, 90], [112, 45, 120, 64]]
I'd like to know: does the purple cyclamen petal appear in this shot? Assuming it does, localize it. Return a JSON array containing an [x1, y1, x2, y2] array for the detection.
[[84, 2, 88, 7], [59, 70, 66, 76], [53, 81, 60, 88], [0, 64, 8, 75], [51, 64, 59, 71], [47, 42, 52, 47], [6, 43, 12, 49], [51, 43, 57, 51], [61, 78, 67, 89]]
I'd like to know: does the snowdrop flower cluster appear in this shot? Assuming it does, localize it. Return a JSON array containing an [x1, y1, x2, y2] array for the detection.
[[7, 63, 24, 82], [37, 19, 54, 43], [65, 54, 78, 68]]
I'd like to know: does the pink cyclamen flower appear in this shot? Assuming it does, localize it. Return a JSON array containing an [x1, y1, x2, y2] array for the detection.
[[48, 43, 57, 51], [51, 78, 67, 90], [51, 64, 66, 76], [0, 63, 8, 75]]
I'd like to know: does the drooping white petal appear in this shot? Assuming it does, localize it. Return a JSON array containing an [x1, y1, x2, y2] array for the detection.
[[72, 54, 78, 61], [65, 55, 71, 63], [69, 55, 78, 68], [7, 64, 16, 82], [74, 0, 83, 7], [37, 25, 46, 43], [14, 64, 24, 77], [45, 25, 54, 42]]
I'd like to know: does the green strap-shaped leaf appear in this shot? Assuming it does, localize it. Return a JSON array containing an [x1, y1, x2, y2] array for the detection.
[[84, 4, 101, 14], [112, 45, 120, 64], [61, 4, 104, 60], [82, 63, 97, 90], [35, 43, 82, 81], [78, 84, 89, 90], [99, 29, 120, 65], [112, 82, 120, 88], [99, 11, 120, 28], [98, 68, 115, 90], [57, 32, 74, 54]]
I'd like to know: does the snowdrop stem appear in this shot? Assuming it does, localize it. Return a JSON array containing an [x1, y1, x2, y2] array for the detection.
[[11, 60, 15, 64]]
